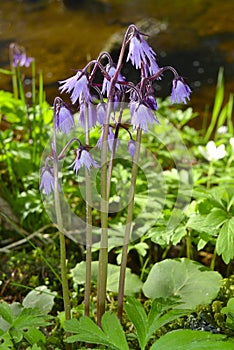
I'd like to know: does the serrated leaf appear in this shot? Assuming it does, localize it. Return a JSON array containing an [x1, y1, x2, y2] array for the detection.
[[147, 308, 188, 342], [0, 331, 13, 348], [150, 329, 234, 350], [216, 218, 234, 264], [101, 312, 129, 350], [65, 315, 125, 349], [124, 297, 148, 349], [204, 208, 228, 230], [143, 258, 222, 309], [0, 302, 13, 325], [12, 308, 51, 330], [24, 327, 46, 345]]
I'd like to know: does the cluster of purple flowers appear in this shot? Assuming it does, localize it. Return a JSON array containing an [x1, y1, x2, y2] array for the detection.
[[40, 24, 191, 195], [10, 43, 34, 68]]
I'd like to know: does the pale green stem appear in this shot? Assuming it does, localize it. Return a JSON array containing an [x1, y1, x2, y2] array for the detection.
[[97, 26, 132, 326], [186, 229, 192, 259], [52, 108, 71, 349], [117, 128, 142, 321], [9, 45, 18, 99], [84, 104, 92, 318], [97, 102, 111, 326], [226, 153, 234, 170], [210, 246, 217, 270], [207, 161, 214, 189], [106, 106, 124, 198]]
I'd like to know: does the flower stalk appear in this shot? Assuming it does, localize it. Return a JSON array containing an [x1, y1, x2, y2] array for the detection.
[[52, 101, 71, 348], [117, 127, 142, 321]]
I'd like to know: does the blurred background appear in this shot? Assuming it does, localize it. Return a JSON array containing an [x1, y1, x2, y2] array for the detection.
[[0, 0, 233, 113]]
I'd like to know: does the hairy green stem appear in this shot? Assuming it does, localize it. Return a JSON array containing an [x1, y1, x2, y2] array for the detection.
[[117, 128, 142, 321]]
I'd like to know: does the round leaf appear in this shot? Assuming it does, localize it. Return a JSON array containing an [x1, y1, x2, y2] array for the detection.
[[143, 258, 222, 309]]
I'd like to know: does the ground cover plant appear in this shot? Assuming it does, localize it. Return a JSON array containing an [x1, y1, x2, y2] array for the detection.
[[0, 25, 234, 349]]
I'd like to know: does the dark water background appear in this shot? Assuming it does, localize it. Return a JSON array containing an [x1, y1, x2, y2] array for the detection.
[[0, 0, 233, 115]]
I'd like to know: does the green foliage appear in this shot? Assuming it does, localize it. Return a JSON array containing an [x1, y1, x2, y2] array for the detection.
[[150, 329, 234, 350], [0, 295, 53, 349], [221, 298, 234, 330], [143, 259, 222, 309], [124, 296, 188, 349], [71, 261, 143, 296], [187, 187, 234, 263], [1, 56, 234, 348], [65, 311, 129, 349]]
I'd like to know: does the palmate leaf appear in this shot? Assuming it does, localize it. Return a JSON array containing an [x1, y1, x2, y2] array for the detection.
[[216, 217, 234, 263], [65, 312, 129, 350], [124, 297, 187, 350], [150, 329, 234, 350], [12, 307, 52, 330]]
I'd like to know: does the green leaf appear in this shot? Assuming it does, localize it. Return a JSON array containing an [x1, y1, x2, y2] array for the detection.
[[0, 332, 13, 348], [22, 286, 56, 314], [124, 297, 148, 349], [204, 208, 228, 230], [0, 302, 13, 325], [125, 297, 188, 350], [221, 298, 234, 329], [147, 308, 188, 342], [71, 261, 142, 295], [65, 314, 128, 349], [101, 312, 129, 350], [150, 329, 234, 350], [142, 258, 222, 309], [12, 308, 51, 330], [24, 327, 46, 345], [216, 217, 234, 264], [0, 68, 13, 75]]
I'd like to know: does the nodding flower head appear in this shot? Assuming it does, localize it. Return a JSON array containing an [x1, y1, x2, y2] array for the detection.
[[171, 77, 192, 104], [97, 101, 107, 125], [102, 64, 125, 96], [59, 71, 91, 104], [10, 43, 33, 68], [128, 139, 136, 159], [79, 100, 97, 130], [96, 126, 120, 152], [55, 98, 74, 134], [70, 148, 99, 174], [127, 29, 160, 76], [130, 100, 159, 132], [40, 166, 60, 195]]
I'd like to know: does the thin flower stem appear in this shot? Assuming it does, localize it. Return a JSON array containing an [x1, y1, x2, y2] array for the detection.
[[97, 102, 111, 326], [9, 44, 18, 99], [97, 28, 131, 326], [186, 229, 192, 260], [117, 127, 142, 322], [106, 102, 124, 198], [52, 102, 71, 348], [210, 246, 217, 271], [207, 161, 214, 189], [84, 103, 92, 318]]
